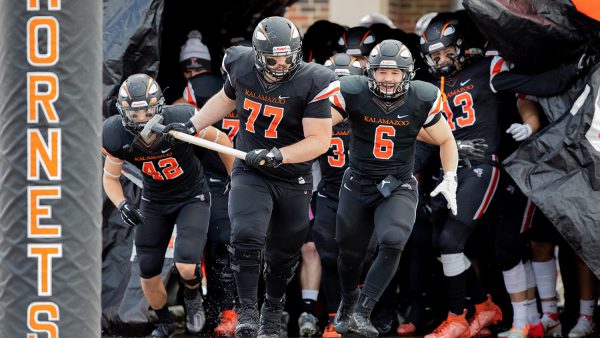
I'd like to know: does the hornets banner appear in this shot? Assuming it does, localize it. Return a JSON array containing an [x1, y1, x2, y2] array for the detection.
[[0, 1, 102, 337]]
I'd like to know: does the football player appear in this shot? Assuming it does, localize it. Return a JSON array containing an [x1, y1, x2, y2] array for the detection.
[[329, 39, 458, 337], [420, 16, 596, 338], [102, 74, 234, 337], [164, 16, 339, 338]]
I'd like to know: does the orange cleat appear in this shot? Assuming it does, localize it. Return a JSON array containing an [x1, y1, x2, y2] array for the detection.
[[398, 322, 417, 336], [214, 309, 237, 337], [425, 311, 470, 338], [527, 322, 544, 338], [323, 322, 342, 338], [469, 295, 503, 337]]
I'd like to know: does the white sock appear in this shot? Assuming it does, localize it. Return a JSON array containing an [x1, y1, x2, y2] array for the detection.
[[524, 260, 537, 289], [541, 300, 558, 315], [527, 299, 540, 324], [532, 259, 557, 313], [580, 299, 596, 317], [512, 300, 528, 328], [503, 262, 527, 294], [302, 289, 319, 301]]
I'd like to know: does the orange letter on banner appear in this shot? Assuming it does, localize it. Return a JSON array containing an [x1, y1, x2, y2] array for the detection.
[[27, 17, 59, 66], [27, 302, 59, 338], [27, 0, 61, 11], [28, 186, 61, 238], [28, 73, 59, 123], [27, 244, 62, 296], [28, 129, 61, 180]]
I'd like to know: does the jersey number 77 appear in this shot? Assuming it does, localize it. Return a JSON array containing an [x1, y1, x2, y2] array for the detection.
[[243, 98, 284, 138]]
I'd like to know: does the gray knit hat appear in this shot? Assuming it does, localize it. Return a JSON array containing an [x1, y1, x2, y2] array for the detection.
[[180, 30, 211, 70]]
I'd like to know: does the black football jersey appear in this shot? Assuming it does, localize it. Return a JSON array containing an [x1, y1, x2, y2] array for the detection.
[[430, 56, 521, 155], [102, 104, 208, 202], [183, 72, 239, 181], [317, 119, 351, 199], [222, 46, 338, 188], [332, 75, 442, 181]]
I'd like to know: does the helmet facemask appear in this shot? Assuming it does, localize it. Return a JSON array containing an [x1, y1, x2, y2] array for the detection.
[[424, 45, 462, 77], [255, 48, 303, 82], [367, 65, 412, 99]]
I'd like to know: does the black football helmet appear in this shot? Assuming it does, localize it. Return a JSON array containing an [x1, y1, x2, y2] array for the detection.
[[116, 73, 164, 134], [337, 26, 378, 58], [419, 18, 465, 77], [366, 39, 415, 100], [252, 16, 303, 82], [323, 53, 364, 77]]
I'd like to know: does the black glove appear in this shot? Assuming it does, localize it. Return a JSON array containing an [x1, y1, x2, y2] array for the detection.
[[456, 138, 488, 159], [162, 121, 197, 145], [118, 200, 145, 227], [576, 52, 600, 76], [245, 147, 283, 168]]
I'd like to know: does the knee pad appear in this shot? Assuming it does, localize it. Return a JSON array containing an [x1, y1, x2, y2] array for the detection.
[[440, 253, 470, 277], [264, 253, 300, 283], [176, 263, 203, 286], [208, 245, 235, 283], [228, 245, 263, 272], [138, 250, 163, 279]]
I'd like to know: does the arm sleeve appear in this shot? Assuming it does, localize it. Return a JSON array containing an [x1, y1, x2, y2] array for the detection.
[[304, 79, 340, 118], [490, 56, 578, 96]]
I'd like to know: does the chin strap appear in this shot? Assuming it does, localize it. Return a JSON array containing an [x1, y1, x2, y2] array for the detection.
[[439, 76, 448, 102]]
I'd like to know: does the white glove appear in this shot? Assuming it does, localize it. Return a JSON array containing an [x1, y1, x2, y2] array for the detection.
[[431, 171, 458, 216], [506, 123, 532, 141]]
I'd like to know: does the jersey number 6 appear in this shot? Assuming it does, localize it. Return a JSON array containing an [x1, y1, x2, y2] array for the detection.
[[373, 125, 395, 159]]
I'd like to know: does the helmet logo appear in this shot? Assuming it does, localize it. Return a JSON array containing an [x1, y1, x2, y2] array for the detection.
[[346, 48, 362, 56], [273, 45, 291, 54], [400, 47, 411, 58], [255, 30, 267, 41], [118, 86, 129, 98], [380, 60, 397, 66], [131, 101, 148, 108], [291, 26, 300, 38], [428, 42, 444, 52], [148, 82, 159, 94], [442, 26, 455, 36]]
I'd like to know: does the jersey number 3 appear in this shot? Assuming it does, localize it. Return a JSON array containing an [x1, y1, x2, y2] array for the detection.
[[328, 137, 346, 168], [142, 158, 183, 180], [243, 98, 283, 138], [442, 92, 476, 130]]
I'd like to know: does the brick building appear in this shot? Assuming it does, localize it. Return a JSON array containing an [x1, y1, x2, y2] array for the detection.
[[285, 0, 458, 33]]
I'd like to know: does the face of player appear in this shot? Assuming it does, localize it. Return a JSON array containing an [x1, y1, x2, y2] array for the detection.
[[429, 46, 461, 72], [374, 68, 405, 95]]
